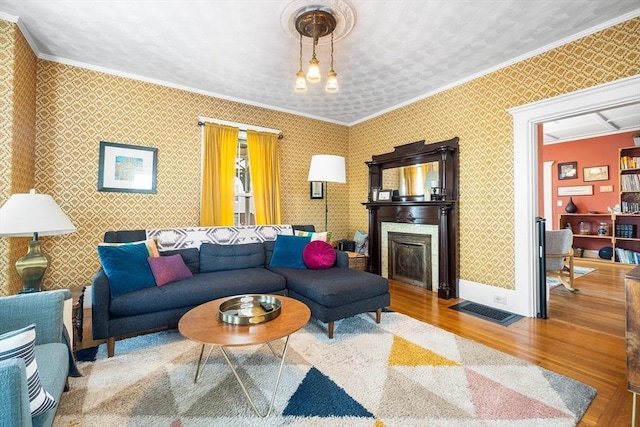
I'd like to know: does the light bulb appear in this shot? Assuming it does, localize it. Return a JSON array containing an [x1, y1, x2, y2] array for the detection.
[[295, 71, 307, 92], [306, 57, 321, 83], [325, 70, 338, 93]]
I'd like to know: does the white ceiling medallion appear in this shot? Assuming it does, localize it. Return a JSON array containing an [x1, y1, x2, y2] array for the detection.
[[280, 0, 356, 45]]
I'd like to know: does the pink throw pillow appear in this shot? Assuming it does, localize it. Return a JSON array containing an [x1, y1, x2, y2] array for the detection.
[[303, 240, 336, 270], [147, 255, 193, 286]]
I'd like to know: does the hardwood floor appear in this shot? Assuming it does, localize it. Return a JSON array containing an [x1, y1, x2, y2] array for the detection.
[[388, 258, 633, 426], [78, 259, 633, 425]]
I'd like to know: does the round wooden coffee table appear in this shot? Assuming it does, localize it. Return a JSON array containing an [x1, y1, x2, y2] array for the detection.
[[178, 295, 310, 417]]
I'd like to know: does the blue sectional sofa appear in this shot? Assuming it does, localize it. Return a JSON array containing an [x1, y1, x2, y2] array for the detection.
[[92, 226, 390, 357]]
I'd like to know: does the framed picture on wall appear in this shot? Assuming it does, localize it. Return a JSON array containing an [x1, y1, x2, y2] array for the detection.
[[558, 161, 577, 180], [310, 182, 324, 199], [98, 141, 158, 193], [583, 165, 609, 182]]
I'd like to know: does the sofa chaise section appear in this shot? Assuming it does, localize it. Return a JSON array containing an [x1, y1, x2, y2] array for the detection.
[[270, 266, 390, 338]]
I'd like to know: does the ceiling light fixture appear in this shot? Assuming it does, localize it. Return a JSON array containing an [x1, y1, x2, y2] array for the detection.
[[295, 34, 308, 92], [325, 32, 338, 93], [294, 6, 338, 92]]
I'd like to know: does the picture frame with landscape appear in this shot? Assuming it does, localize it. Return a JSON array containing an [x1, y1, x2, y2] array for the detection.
[[98, 141, 158, 193], [583, 165, 609, 182]]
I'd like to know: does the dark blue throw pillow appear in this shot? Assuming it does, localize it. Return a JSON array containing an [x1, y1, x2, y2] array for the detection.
[[97, 243, 157, 297], [269, 234, 311, 269]]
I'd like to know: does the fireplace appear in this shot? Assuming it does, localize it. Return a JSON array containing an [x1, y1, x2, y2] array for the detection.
[[364, 138, 459, 299], [388, 232, 432, 290], [381, 223, 439, 291]]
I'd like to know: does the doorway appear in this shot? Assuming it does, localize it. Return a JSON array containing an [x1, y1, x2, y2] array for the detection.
[[508, 74, 640, 317]]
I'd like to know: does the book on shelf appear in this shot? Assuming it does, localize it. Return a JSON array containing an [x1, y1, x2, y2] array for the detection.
[[621, 201, 640, 213], [615, 247, 640, 264], [616, 223, 637, 238], [621, 173, 640, 191], [621, 156, 640, 170]]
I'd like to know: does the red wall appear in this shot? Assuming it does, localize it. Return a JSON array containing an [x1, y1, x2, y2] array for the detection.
[[541, 131, 636, 229]]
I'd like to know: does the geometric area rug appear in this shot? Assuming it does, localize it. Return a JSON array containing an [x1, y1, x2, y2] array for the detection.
[[55, 312, 596, 426]]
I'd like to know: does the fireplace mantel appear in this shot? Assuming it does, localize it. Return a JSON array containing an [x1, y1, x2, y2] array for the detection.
[[363, 138, 459, 299]]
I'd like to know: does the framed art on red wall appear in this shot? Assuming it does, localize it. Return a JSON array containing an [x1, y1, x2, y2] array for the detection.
[[583, 165, 609, 182], [558, 161, 577, 180]]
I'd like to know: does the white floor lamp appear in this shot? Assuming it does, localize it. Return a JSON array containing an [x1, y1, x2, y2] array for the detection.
[[308, 155, 346, 232]]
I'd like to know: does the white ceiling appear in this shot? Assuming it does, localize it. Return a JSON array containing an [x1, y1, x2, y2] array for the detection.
[[1, 0, 639, 128], [543, 103, 640, 144]]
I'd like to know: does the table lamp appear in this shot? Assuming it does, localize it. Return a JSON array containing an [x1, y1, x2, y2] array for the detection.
[[0, 189, 76, 293], [308, 155, 346, 232]]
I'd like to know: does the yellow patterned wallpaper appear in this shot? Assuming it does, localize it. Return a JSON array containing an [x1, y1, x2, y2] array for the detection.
[[1, 17, 638, 296], [0, 21, 37, 296], [29, 61, 349, 292], [348, 17, 640, 289]]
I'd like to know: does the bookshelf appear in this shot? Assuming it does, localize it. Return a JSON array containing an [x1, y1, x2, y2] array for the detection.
[[559, 213, 640, 264], [620, 146, 640, 213], [616, 146, 640, 263]]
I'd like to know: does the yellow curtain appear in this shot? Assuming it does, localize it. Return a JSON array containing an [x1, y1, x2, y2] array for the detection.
[[246, 130, 282, 224], [200, 123, 238, 226]]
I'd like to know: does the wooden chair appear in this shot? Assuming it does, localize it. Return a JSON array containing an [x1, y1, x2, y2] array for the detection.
[[545, 229, 578, 292]]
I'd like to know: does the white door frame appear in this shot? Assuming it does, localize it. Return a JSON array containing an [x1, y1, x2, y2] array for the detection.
[[508, 74, 640, 317], [543, 161, 555, 230]]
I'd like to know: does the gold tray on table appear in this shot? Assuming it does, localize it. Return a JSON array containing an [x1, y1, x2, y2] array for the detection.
[[218, 294, 281, 325]]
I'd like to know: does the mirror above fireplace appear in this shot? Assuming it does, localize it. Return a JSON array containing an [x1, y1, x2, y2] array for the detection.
[[382, 162, 440, 198]]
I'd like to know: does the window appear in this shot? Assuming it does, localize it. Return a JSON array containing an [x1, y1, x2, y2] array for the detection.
[[234, 133, 255, 225]]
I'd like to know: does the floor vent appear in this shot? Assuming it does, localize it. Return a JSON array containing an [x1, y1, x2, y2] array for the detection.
[[449, 301, 522, 326]]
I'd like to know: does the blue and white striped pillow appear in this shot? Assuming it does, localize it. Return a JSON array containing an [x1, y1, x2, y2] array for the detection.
[[0, 324, 57, 416]]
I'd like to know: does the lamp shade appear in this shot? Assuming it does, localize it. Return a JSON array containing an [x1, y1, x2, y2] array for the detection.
[[308, 155, 346, 183], [0, 189, 76, 237]]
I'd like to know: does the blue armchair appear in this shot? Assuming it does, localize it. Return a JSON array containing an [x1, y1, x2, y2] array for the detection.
[[0, 289, 72, 427]]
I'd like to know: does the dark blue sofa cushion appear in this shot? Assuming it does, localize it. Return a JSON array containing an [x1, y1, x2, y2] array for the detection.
[[97, 243, 156, 297], [200, 243, 265, 273], [269, 267, 388, 308], [109, 268, 286, 316], [269, 235, 310, 268], [160, 248, 200, 274]]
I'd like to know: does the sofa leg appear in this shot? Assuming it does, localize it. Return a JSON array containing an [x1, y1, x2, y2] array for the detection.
[[64, 378, 69, 392], [107, 337, 115, 358], [376, 308, 382, 324], [328, 322, 334, 339]]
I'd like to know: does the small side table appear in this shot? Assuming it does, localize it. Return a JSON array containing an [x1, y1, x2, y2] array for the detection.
[[346, 251, 369, 271]]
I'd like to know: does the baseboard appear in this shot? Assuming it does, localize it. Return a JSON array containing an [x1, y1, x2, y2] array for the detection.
[[458, 279, 534, 317]]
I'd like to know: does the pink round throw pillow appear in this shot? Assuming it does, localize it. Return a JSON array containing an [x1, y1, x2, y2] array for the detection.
[[303, 240, 336, 270]]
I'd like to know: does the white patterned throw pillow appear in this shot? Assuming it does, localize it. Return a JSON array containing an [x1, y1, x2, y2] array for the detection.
[[0, 324, 57, 416]]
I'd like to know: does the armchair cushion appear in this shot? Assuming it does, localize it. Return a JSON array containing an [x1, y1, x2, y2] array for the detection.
[[545, 229, 573, 271], [0, 324, 57, 417]]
